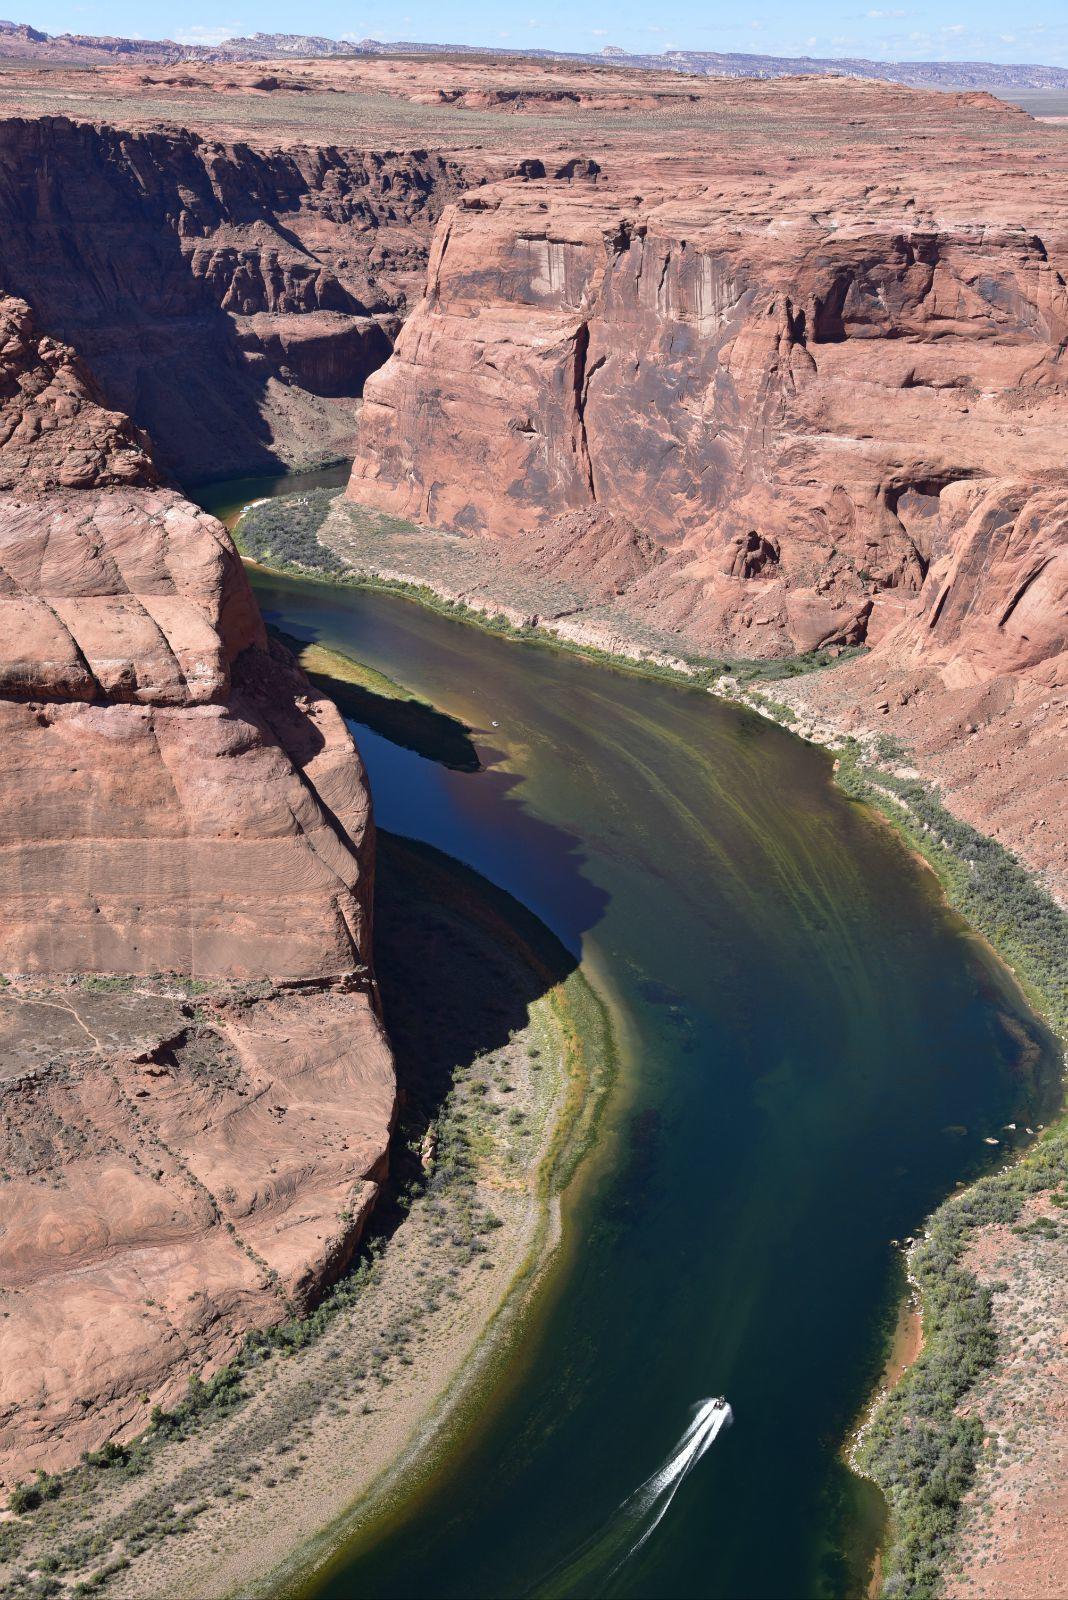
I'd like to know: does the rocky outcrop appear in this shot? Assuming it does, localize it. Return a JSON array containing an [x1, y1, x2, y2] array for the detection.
[[779, 478, 1068, 894], [0, 296, 159, 492], [0, 978, 393, 1475], [0, 306, 394, 1478]]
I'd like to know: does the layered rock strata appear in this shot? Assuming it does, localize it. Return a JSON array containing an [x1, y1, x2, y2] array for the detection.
[[0, 119, 485, 477], [0, 297, 393, 1479], [350, 167, 1068, 661], [344, 102, 1066, 895]]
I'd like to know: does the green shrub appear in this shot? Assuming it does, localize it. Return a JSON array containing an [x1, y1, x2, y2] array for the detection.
[[8, 1471, 62, 1515], [235, 489, 344, 574]]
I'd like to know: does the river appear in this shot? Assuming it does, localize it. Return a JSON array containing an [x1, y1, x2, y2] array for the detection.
[[232, 553, 1059, 1600]]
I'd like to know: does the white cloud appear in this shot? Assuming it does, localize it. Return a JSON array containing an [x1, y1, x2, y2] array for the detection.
[[589, 26, 608, 35], [172, 23, 241, 44], [940, 22, 966, 33]]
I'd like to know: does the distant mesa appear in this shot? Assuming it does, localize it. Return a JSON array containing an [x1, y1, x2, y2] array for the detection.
[[0, 16, 1067, 90]]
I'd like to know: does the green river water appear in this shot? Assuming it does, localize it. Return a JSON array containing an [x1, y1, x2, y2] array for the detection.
[[189, 460, 1061, 1600], [198, 508, 1060, 1600]]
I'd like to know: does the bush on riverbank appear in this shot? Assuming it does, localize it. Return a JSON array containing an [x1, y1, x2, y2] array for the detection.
[[857, 1118, 1068, 1598], [835, 741, 1067, 1039], [841, 739, 1068, 1596], [235, 489, 344, 574]]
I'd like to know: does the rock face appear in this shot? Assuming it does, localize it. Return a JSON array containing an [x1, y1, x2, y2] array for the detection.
[[0, 118, 482, 477], [0, 301, 393, 1478], [780, 480, 1068, 892], [0, 296, 159, 492], [350, 163, 1068, 661], [0, 980, 393, 1476], [339, 76, 1067, 894]]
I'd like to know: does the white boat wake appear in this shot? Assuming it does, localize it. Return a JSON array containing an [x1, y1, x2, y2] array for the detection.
[[531, 1398, 732, 1596], [613, 1397, 733, 1571]]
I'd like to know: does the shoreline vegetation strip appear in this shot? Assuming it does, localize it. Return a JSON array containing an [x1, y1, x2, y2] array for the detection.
[[832, 742, 1067, 1600], [232, 488, 1068, 1600], [231, 486, 866, 689]]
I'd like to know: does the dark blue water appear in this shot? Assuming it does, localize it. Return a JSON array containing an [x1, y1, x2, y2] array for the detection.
[[248, 569, 1059, 1600]]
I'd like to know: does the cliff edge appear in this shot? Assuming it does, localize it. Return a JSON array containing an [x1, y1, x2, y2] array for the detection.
[[0, 296, 394, 1479]]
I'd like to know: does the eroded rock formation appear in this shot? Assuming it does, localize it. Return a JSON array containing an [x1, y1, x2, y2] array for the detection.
[[0, 298, 393, 1479], [350, 168, 1068, 661], [0, 119, 485, 477], [0, 54, 1065, 1495], [779, 479, 1068, 890]]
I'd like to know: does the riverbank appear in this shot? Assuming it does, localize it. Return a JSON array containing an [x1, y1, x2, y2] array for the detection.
[[0, 835, 614, 1600], [234, 489, 858, 690], [726, 667, 1067, 1600], [232, 488, 1068, 1600]]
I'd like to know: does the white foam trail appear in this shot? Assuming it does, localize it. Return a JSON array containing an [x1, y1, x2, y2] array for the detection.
[[532, 1398, 732, 1596], [609, 1398, 733, 1575]]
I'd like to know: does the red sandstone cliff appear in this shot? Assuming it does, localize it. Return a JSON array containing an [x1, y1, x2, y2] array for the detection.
[[0, 297, 394, 1477], [341, 94, 1066, 895], [779, 479, 1068, 892], [0, 118, 488, 478], [349, 170, 1068, 660]]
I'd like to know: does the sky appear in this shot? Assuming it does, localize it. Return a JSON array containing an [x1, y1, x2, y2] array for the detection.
[[21, 1, 1068, 67]]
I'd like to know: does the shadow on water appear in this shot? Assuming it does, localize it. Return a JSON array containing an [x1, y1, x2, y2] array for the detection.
[[362, 830, 581, 1246], [270, 623, 482, 774], [326, 677, 481, 773]]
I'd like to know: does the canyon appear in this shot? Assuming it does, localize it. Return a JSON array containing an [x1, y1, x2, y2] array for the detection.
[[0, 45, 1064, 1595]]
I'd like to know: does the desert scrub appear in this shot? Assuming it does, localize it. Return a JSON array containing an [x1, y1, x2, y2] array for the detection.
[[234, 489, 344, 575], [834, 740, 1067, 1039], [857, 1118, 1068, 1598], [743, 691, 798, 725], [8, 1472, 62, 1515]]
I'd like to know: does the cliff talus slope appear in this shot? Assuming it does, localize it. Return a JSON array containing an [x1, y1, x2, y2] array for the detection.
[[0, 297, 394, 1479]]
